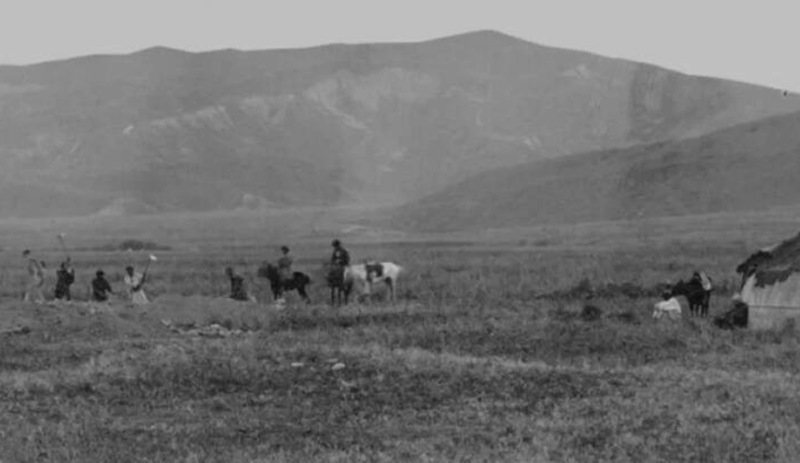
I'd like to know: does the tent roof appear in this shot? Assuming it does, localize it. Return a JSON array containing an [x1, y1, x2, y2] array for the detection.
[[737, 231, 800, 287]]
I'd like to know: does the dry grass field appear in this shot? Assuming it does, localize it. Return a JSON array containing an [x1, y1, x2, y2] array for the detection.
[[1, 208, 800, 462]]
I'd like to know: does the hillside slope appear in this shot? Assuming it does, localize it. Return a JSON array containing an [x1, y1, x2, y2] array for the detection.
[[385, 111, 800, 231], [1, 30, 799, 217]]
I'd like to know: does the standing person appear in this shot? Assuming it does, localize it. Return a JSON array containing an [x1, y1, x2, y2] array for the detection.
[[330, 239, 350, 268], [22, 249, 45, 303], [277, 246, 294, 283], [54, 258, 76, 301], [124, 266, 149, 305], [225, 267, 250, 301], [92, 270, 114, 302]]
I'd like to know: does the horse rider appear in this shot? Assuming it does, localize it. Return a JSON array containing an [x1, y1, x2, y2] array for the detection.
[[277, 246, 293, 283], [331, 239, 350, 269]]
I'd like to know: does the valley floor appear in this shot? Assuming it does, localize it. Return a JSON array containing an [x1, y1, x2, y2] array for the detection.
[[0, 210, 799, 462]]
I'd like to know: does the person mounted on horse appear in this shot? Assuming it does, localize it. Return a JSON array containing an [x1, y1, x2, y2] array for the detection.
[[277, 246, 293, 284], [257, 247, 311, 305], [331, 239, 350, 269]]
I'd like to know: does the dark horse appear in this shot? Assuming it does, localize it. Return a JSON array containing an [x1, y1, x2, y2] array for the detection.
[[324, 263, 352, 306], [671, 279, 711, 317], [257, 262, 311, 304]]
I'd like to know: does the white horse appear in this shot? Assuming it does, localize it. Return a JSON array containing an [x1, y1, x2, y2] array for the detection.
[[345, 262, 403, 302]]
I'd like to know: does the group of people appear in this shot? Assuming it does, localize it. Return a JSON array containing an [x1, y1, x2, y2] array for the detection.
[[21, 249, 151, 305], [20, 238, 359, 306], [20, 238, 352, 305], [652, 270, 713, 320], [225, 239, 351, 302]]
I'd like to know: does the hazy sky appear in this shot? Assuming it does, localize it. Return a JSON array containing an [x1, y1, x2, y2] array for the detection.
[[2, 0, 798, 91]]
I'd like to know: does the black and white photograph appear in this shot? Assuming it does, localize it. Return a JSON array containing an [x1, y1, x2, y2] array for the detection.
[[1, 1, 799, 461]]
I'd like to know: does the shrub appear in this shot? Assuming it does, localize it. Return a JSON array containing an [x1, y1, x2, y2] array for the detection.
[[94, 239, 172, 252], [581, 304, 602, 322]]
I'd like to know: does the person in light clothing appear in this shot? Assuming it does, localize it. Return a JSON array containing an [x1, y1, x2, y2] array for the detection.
[[124, 266, 149, 305], [23, 249, 46, 303], [691, 270, 713, 291], [653, 289, 682, 320]]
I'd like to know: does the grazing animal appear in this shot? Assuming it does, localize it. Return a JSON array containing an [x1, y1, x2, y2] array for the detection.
[[347, 261, 403, 302], [324, 262, 353, 306], [671, 277, 711, 317], [257, 262, 311, 304]]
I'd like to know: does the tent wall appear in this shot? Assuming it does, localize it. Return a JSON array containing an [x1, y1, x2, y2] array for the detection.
[[742, 274, 800, 330]]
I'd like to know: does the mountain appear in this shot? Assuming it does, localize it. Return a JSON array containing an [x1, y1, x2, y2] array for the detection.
[[383, 110, 800, 231], [1, 30, 799, 218]]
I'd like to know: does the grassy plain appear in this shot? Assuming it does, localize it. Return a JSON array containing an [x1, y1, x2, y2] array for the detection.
[[1, 207, 800, 462]]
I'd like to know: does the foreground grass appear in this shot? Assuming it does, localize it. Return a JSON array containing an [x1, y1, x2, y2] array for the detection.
[[1, 299, 800, 462]]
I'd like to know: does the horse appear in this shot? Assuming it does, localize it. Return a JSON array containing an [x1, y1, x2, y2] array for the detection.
[[257, 262, 311, 304], [347, 261, 403, 303], [324, 262, 353, 306], [671, 278, 711, 317]]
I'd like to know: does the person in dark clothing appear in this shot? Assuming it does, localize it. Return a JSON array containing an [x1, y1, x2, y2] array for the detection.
[[330, 239, 350, 268], [92, 270, 114, 302], [226, 267, 250, 301], [54, 259, 76, 301]]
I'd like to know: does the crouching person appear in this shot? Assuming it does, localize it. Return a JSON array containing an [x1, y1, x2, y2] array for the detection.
[[226, 267, 256, 302], [653, 289, 682, 321]]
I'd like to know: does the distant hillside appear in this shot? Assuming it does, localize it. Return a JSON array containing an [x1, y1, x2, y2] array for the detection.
[[384, 111, 800, 231], [1, 30, 799, 217]]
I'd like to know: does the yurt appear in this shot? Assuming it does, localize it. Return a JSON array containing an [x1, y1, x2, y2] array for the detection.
[[736, 232, 800, 330]]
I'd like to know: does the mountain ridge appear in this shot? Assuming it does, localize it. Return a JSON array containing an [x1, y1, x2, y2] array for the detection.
[[383, 109, 800, 231], [1, 30, 799, 218]]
